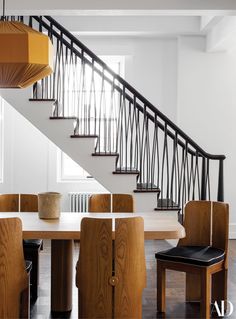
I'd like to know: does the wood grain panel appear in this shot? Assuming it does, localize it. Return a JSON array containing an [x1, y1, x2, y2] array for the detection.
[[76, 218, 113, 318], [88, 194, 111, 212], [51, 240, 73, 312], [211, 201, 229, 304], [20, 194, 38, 212], [179, 201, 211, 301], [114, 217, 146, 318], [179, 200, 211, 247], [0, 218, 29, 318], [112, 194, 134, 213], [0, 194, 19, 212], [212, 201, 229, 265]]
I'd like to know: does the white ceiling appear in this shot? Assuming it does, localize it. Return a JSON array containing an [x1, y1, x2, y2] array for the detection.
[[5, 0, 236, 16], [4, 0, 236, 52]]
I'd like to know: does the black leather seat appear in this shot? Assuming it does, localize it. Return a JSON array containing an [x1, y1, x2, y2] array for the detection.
[[155, 245, 225, 267], [23, 239, 43, 247]]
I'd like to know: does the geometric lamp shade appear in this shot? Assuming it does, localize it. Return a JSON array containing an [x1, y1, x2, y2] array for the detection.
[[0, 21, 53, 88]]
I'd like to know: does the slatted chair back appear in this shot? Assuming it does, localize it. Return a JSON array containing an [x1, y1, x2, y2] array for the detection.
[[0, 194, 19, 212], [112, 194, 134, 212], [20, 194, 38, 212], [0, 218, 29, 318], [179, 201, 229, 251], [76, 217, 146, 319], [88, 194, 111, 212]]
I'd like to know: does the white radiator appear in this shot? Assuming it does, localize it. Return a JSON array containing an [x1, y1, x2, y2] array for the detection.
[[69, 193, 91, 212]]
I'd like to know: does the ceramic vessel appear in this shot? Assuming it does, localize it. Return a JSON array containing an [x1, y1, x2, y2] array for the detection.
[[38, 192, 61, 219]]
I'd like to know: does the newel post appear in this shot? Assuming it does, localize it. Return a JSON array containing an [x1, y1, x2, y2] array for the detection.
[[200, 157, 206, 200], [217, 159, 224, 202]]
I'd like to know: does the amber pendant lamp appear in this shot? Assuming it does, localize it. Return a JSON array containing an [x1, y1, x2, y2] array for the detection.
[[0, 1, 53, 88]]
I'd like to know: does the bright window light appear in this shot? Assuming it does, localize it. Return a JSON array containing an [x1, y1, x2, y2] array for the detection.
[[58, 55, 125, 181]]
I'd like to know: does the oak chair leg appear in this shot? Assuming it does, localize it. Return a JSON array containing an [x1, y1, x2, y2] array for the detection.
[[20, 276, 30, 319], [157, 261, 166, 313], [51, 240, 73, 312], [201, 269, 211, 319], [212, 269, 227, 305], [186, 273, 201, 302]]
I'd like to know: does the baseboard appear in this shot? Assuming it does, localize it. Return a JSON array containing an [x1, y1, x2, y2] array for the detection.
[[230, 223, 236, 239]]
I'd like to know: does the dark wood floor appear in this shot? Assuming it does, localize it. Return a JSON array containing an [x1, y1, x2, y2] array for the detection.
[[31, 240, 236, 319]]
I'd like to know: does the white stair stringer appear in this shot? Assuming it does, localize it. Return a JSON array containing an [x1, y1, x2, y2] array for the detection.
[[0, 88, 179, 215], [0, 88, 137, 195]]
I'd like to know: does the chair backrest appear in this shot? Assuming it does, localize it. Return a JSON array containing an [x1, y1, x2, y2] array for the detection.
[[179, 201, 229, 262], [88, 194, 134, 213], [76, 217, 146, 319], [114, 217, 146, 318], [20, 194, 38, 212], [112, 194, 134, 212], [0, 218, 28, 318], [88, 194, 111, 212], [76, 218, 113, 318], [0, 194, 19, 212]]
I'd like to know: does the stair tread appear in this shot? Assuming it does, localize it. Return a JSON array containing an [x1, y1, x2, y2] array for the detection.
[[50, 116, 77, 120], [155, 199, 180, 211], [134, 182, 160, 193], [71, 134, 98, 138], [155, 207, 181, 211], [113, 169, 139, 175], [92, 152, 119, 156], [134, 189, 160, 193], [29, 98, 56, 102]]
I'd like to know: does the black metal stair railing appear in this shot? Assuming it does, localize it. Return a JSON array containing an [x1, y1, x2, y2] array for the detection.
[[9, 16, 225, 214]]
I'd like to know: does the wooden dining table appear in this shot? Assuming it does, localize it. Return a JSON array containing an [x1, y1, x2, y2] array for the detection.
[[0, 212, 185, 313]]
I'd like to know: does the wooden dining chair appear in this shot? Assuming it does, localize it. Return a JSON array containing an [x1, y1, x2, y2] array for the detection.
[[76, 217, 146, 318], [0, 194, 19, 211], [0, 217, 30, 318], [20, 194, 43, 302], [88, 194, 134, 213], [20, 194, 38, 212], [155, 200, 229, 319], [0, 193, 42, 302], [88, 194, 111, 212], [112, 194, 134, 212]]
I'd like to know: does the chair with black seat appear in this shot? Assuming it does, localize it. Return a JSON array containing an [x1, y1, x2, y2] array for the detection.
[[76, 216, 146, 318], [155, 200, 229, 319], [20, 194, 43, 302], [88, 194, 134, 213], [0, 193, 42, 303], [0, 217, 31, 318]]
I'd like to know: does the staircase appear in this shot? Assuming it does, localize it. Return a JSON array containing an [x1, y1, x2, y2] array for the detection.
[[0, 16, 226, 217]]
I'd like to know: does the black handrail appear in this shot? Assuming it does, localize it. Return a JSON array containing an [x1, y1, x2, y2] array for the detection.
[[20, 15, 225, 215], [37, 16, 224, 161]]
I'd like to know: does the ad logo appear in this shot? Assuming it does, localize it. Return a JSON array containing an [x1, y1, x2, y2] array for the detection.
[[213, 300, 234, 317]]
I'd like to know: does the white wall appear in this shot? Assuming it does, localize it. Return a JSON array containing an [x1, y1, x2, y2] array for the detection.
[[80, 36, 178, 121], [177, 36, 236, 237], [0, 104, 107, 211]]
